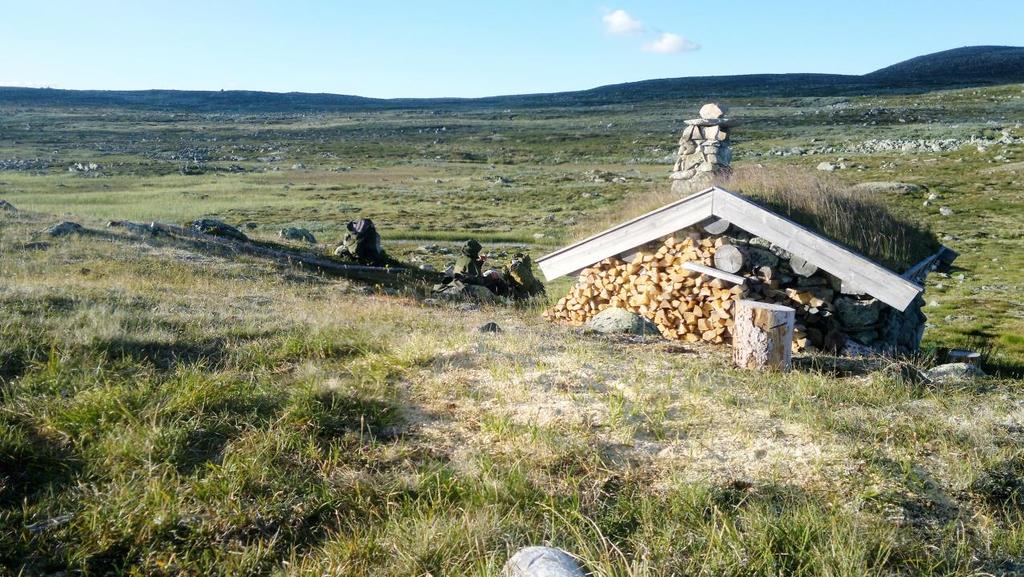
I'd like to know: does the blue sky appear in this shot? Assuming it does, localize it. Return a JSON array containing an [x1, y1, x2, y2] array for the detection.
[[2, 1, 1021, 98]]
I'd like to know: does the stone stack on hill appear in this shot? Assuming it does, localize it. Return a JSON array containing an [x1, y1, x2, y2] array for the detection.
[[670, 103, 733, 194]]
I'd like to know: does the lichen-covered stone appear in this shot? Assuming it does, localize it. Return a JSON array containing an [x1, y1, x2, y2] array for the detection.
[[926, 362, 984, 383], [835, 297, 884, 329], [45, 221, 84, 237], [585, 307, 659, 336], [279, 227, 317, 243], [501, 547, 586, 577], [190, 218, 247, 241]]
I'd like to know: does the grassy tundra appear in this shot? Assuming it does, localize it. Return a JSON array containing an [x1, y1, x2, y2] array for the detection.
[[1, 84, 1024, 575]]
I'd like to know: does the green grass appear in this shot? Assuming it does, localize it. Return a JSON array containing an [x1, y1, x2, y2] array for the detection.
[[2, 84, 1024, 575]]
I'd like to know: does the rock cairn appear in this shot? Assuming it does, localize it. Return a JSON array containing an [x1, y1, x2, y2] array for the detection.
[[670, 103, 733, 193]]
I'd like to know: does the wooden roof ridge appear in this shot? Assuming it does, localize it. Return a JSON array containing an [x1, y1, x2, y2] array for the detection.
[[536, 186, 924, 312]]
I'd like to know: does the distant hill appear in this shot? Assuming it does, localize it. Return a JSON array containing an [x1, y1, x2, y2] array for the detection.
[[1, 45, 1021, 112], [865, 45, 1024, 86], [0, 87, 382, 111]]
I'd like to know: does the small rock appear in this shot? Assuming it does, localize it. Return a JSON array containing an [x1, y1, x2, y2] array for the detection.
[[841, 339, 877, 358], [585, 307, 660, 336], [191, 218, 247, 241], [699, 103, 728, 120], [26, 513, 74, 534], [501, 546, 586, 577], [107, 220, 154, 236], [939, 206, 954, 216], [849, 181, 924, 195], [419, 264, 437, 272], [45, 221, 84, 237], [279, 227, 317, 243], [0, 199, 16, 213], [478, 322, 502, 333], [418, 244, 453, 255], [816, 162, 836, 172], [925, 362, 984, 384], [533, 233, 546, 239]]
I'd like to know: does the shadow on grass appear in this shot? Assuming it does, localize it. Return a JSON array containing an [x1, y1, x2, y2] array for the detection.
[[793, 354, 890, 377], [968, 454, 1024, 512], [90, 336, 230, 371], [171, 426, 233, 476], [0, 413, 82, 507], [0, 350, 31, 384], [310, 388, 402, 442], [862, 455, 962, 531]]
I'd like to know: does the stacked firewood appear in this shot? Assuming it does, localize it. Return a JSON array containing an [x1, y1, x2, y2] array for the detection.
[[543, 234, 746, 343], [545, 225, 910, 353]]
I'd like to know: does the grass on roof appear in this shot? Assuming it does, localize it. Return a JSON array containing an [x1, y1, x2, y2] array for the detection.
[[573, 166, 941, 272]]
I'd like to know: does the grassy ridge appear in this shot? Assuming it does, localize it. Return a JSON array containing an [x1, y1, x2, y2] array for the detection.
[[2, 210, 1023, 575]]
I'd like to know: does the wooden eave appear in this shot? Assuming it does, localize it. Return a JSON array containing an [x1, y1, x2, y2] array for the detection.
[[536, 186, 924, 311]]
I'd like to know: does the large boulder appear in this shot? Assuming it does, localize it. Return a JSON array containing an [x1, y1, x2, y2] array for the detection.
[[191, 218, 247, 241], [585, 307, 659, 336], [501, 547, 586, 577], [835, 297, 884, 329], [926, 362, 984, 384], [45, 221, 84, 237], [279, 227, 317, 243]]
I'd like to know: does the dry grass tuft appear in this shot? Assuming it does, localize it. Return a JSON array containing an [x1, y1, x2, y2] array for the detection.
[[715, 166, 940, 271], [574, 166, 940, 272]]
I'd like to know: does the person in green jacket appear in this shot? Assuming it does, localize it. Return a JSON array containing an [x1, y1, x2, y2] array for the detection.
[[504, 253, 545, 299], [453, 239, 485, 278]]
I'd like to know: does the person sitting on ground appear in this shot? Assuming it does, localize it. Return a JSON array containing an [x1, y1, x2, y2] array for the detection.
[[452, 239, 485, 278], [335, 218, 384, 265], [504, 252, 545, 299]]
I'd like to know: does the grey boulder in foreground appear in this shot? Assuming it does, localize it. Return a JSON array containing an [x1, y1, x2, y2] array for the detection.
[[926, 362, 985, 383], [501, 547, 586, 577], [45, 221, 84, 237], [585, 307, 659, 336]]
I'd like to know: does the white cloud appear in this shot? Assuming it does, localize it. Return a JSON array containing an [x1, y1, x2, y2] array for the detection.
[[642, 32, 700, 54], [602, 9, 645, 35]]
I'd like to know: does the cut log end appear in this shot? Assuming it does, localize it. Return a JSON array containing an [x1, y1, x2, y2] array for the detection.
[[732, 300, 795, 371], [789, 256, 818, 277], [713, 244, 744, 274], [702, 218, 731, 235]]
